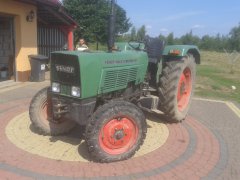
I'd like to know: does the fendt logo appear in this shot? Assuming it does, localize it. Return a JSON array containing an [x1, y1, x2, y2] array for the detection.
[[55, 65, 75, 74]]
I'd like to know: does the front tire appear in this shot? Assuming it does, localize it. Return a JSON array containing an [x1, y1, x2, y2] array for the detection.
[[158, 54, 196, 122], [29, 87, 76, 136], [85, 101, 147, 163]]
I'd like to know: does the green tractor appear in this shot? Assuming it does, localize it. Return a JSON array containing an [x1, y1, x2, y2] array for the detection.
[[29, 1, 200, 163]]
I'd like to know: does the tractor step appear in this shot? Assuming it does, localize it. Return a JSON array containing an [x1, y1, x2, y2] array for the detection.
[[138, 95, 160, 112]]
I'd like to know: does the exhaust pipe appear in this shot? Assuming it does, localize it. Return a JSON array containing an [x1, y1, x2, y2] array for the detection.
[[108, 0, 116, 52]]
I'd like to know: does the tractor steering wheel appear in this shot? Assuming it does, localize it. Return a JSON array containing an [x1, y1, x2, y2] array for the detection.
[[128, 40, 142, 50]]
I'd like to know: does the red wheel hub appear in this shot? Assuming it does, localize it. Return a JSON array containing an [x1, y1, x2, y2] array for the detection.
[[177, 67, 192, 112], [99, 117, 139, 155]]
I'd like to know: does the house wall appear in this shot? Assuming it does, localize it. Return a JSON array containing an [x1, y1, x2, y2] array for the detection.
[[0, 0, 37, 81]]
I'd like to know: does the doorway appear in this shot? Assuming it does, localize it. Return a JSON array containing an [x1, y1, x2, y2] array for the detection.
[[0, 15, 15, 82]]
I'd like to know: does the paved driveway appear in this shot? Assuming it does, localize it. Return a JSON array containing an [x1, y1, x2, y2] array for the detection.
[[0, 81, 239, 179], [190, 98, 240, 180]]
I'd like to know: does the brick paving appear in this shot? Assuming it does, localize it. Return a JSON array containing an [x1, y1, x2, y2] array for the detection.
[[5, 111, 169, 162], [0, 81, 239, 179]]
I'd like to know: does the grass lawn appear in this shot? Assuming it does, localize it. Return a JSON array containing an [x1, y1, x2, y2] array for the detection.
[[195, 51, 240, 103]]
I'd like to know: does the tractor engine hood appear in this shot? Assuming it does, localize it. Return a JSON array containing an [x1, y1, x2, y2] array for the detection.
[[50, 51, 148, 99]]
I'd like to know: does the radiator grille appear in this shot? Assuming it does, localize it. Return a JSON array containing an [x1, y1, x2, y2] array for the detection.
[[60, 84, 71, 96], [102, 68, 138, 91]]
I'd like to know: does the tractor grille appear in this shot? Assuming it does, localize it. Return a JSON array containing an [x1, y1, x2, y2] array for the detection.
[[51, 53, 80, 86], [60, 84, 72, 96], [102, 67, 138, 92]]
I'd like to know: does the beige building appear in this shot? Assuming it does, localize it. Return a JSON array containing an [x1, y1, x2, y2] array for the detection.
[[0, 0, 77, 82]]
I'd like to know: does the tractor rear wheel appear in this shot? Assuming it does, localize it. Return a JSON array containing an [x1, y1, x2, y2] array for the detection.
[[158, 54, 196, 122], [85, 101, 147, 163], [29, 87, 76, 135]]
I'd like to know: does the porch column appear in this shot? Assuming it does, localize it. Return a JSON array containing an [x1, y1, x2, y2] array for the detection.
[[67, 30, 74, 50], [60, 26, 76, 51]]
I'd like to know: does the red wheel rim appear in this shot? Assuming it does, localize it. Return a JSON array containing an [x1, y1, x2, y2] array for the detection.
[[177, 67, 192, 112], [39, 98, 52, 123], [98, 116, 139, 155]]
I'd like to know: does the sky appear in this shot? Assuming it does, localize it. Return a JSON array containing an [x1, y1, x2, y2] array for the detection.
[[117, 0, 240, 37]]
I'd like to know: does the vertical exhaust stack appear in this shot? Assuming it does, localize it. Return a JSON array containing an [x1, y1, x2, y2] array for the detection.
[[108, 0, 116, 52]]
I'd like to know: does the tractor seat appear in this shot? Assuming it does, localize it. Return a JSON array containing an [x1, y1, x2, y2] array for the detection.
[[145, 38, 165, 87], [146, 38, 165, 63]]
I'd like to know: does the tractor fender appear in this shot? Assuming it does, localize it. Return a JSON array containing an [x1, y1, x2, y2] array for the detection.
[[162, 45, 200, 64]]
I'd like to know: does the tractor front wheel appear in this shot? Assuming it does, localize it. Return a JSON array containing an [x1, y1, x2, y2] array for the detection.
[[158, 54, 196, 122], [85, 101, 147, 163], [29, 87, 76, 135]]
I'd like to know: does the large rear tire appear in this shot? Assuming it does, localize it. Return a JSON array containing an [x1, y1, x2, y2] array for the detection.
[[158, 54, 196, 122], [29, 87, 76, 136], [85, 101, 147, 163]]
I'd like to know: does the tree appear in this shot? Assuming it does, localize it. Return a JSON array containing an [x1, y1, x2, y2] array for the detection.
[[199, 35, 225, 51], [130, 26, 136, 40], [115, 5, 132, 35], [199, 35, 214, 50], [180, 30, 200, 46], [62, 0, 131, 44], [137, 25, 146, 41], [158, 34, 166, 42], [166, 32, 174, 45], [229, 23, 240, 51]]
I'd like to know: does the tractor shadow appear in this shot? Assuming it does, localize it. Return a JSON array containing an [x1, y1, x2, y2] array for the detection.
[[29, 112, 176, 162], [29, 123, 85, 146], [144, 110, 178, 125], [30, 124, 92, 161], [144, 111, 188, 144]]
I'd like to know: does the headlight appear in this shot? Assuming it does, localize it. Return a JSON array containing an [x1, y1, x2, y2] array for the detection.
[[71, 86, 80, 97], [52, 82, 60, 93]]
